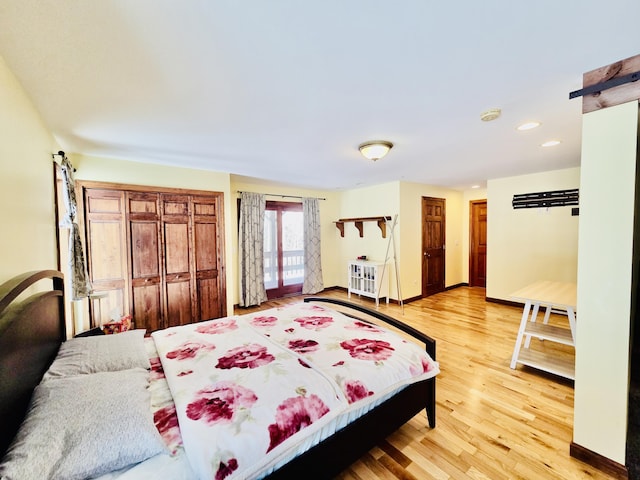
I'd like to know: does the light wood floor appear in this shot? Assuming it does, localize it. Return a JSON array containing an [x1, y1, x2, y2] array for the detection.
[[236, 287, 618, 480]]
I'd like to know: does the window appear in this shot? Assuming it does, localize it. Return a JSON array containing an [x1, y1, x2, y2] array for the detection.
[[263, 201, 303, 299]]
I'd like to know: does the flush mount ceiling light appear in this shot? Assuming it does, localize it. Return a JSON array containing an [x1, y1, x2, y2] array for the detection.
[[359, 141, 393, 161], [541, 140, 561, 147], [480, 108, 501, 122]]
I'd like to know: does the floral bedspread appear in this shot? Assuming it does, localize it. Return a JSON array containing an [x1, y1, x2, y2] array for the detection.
[[152, 302, 439, 480]]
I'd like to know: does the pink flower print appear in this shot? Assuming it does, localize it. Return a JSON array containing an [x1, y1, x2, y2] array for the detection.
[[251, 315, 278, 327], [215, 458, 238, 480], [186, 381, 258, 424], [340, 338, 394, 361], [178, 370, 193, 377], [288, 339, 319, 354], [196, 318, 238, 335], [410, 356, 436, 376], [294, 316, 333, 330], [298, 359, 311, 368], [149, 356, 165, 380], [166, 341, 216, 360], [267, 394, 330, 452], [284, 328, 295, 334], [348, 320, 383, 333], [305, 304, 327, 312], [344, 380, 374, 404], [216, 343, 275, 369], [154, 405, 182, 453], [332, 360, 345, 367]]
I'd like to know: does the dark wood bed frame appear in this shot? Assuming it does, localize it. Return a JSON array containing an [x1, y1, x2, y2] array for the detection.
[[0, 270, 436, 479]]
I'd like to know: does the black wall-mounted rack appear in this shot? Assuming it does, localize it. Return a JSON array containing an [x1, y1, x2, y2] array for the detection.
[[512, 189, 579, 209]]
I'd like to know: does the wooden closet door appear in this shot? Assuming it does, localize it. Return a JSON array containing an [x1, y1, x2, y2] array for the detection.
[[84, 189, 128, 324], [127, 192, 163, 331], [193, 195, 225, 321], [161, 195, 194, 327]]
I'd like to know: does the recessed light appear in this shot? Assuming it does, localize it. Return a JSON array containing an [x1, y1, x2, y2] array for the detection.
[[541, 140, 561, 147], [471, 185, 480, 189], [517, 121, 541, 131]]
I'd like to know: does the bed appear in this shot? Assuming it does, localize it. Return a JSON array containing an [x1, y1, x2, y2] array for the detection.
[[0, 270, 438, 480]]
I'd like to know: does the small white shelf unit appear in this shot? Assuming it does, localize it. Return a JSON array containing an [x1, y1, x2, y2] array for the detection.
[[347, 260, 389, 307]]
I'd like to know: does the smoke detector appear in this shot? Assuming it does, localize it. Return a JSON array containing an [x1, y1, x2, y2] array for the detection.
[[480, 108, 501, 122]]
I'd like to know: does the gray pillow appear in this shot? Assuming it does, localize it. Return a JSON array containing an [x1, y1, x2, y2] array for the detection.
[[0, 368, 167, 480], [44, 329, 150, 378]]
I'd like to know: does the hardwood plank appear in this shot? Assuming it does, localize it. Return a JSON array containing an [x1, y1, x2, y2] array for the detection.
[[235, 287, 621, 480]]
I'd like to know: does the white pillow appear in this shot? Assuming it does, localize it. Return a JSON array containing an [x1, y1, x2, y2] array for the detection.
[[44, 329, 150, 379], [0, 368, 167, 480]]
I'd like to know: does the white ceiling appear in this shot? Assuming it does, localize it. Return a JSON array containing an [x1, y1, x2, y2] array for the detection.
[[1, 1, 639, 191]]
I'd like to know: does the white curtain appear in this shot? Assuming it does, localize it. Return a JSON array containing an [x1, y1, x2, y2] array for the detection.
[[302, 197, 324, 294], [60, 156, 91, 300], [238, 192, 268, 307]]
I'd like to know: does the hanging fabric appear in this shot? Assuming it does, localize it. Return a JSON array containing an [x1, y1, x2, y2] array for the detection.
[[60, 155, 92, 299], [238, 192, 268, 307], [302, 197, 324, 294]]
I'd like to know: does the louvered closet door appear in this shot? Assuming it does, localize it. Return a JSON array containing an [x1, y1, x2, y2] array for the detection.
[[127, 192, 163, 331], [162, 195, 194, 327], [193, 195, 224, 321]]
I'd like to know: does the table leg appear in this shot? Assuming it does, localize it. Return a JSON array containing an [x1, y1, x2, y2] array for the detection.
[[566, 307, 577, 342], [524, 302, 540, 348], [510, 300, 532, 369]]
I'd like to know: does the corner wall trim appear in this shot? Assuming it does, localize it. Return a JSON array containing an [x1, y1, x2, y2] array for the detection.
[[569, 442, 628, 479]]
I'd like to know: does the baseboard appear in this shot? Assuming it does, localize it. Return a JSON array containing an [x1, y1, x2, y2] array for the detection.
[[325, 286, 346, 292], [570, 442, 628, 479], [445, 282, 469, 290], [485, 296, 524, 309]]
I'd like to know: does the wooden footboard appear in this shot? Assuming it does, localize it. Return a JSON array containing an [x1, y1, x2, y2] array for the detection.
[[0, 270, 66, 456]]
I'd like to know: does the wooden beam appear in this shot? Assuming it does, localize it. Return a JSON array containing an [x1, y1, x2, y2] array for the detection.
[[580, 53, 640, 114]]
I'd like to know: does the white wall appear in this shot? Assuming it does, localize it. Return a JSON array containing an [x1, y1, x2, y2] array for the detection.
[[336, 182, 401, 298], [574, 101, 638, 464], [398, 182, 464, 299], [0, 55, 58, 284], [486, 168, 580, 301]]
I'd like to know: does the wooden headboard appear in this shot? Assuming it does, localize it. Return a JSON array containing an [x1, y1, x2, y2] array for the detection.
[[0, 270, 66, 457]]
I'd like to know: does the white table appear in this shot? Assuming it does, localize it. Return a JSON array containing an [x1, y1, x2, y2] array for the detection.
[[509, 280, 577, 379]]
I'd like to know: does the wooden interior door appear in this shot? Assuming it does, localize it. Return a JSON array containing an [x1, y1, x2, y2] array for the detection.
[[421, 197, 445, 297], [162, 195, 194, 328], [127, 192, 163, 331], [469, 200, 487, 288], [84, 189, 128, 324], [193, 195, 225, 321]]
